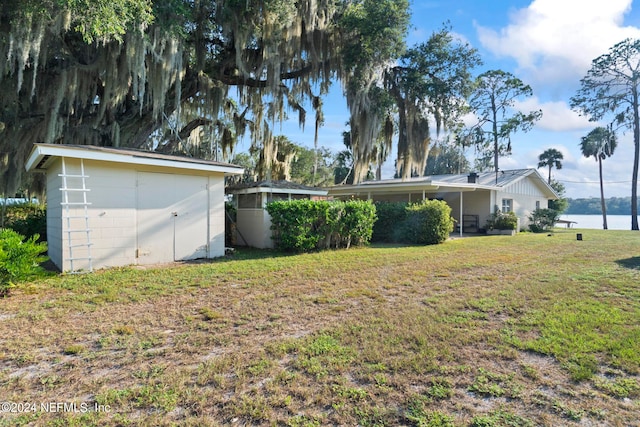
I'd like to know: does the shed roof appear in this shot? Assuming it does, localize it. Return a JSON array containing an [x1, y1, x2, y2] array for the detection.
[[327, 169, 558, 199], [227, 180, 328, 196], [25, 143, 244, 175]]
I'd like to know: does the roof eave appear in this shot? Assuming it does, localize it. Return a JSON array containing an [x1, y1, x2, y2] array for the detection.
[[25, 144, 244, 175], [229, 187, 328, 196], [327, 181, 501, 197]]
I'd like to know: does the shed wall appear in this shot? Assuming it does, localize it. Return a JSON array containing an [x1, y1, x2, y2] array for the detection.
[[48, 158, 226, 271], [236, 209, 273, 249], [207, 177, 226, 257], [46, 161, 63, 270]]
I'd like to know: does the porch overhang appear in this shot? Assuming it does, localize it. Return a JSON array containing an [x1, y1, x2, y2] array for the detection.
[[327, 181, 498, 199]]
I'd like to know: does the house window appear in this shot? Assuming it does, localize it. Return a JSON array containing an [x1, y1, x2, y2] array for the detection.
[[501, 198, 513, 213], [536, 201, 540, 210]]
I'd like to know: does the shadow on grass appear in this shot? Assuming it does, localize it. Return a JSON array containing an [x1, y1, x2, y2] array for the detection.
[[183, 246, 298, 264], [615, 256, 640, 270]]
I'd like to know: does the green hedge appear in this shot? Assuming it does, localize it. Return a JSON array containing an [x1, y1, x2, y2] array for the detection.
[[266, 199, 376, 252], [372, 201, 408, 242], [402, 200, 455, 245], [372, 200, 454, 245]]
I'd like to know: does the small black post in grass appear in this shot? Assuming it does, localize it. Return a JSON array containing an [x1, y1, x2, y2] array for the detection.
[[576, 233, 583, 241]]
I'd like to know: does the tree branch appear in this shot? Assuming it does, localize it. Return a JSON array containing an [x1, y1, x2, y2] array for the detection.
[[213, 62, 317, 88]]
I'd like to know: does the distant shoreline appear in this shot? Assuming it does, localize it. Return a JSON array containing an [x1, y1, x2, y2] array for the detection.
[[565, 197, 640, 215]]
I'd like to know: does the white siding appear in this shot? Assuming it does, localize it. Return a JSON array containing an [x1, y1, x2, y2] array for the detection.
[[47, 158, 227, 271], [500, 177, 548, 229], [208, 176, 226, 257], [53, 159, 136, 271], [46, 161, 63, 271], [85, 161, 137, 269], [136, 172, 211, 265], [236, 209, 273, 249]]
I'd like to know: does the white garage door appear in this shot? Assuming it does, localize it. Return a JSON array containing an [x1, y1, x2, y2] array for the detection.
[[136, 172, 208, 264]]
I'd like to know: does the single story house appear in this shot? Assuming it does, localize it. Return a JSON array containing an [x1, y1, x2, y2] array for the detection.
[[327, 169, 559, 234], [26, 143, 243, 272], [226, 180, 328, 248]]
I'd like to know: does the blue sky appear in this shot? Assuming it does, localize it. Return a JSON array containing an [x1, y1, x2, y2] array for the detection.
[[247, 0, 640, 199]]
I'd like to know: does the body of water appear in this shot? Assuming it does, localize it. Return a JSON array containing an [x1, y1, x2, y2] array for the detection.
[[558, 214, 637, 230]]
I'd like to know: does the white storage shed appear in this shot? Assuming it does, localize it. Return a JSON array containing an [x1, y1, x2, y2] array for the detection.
[[26, 144, 243, 272]]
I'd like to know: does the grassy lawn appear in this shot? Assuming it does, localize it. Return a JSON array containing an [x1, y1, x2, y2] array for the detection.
[[1, 229, 639, 426]]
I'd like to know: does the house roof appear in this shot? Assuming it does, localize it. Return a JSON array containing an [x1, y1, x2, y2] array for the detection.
[[25, 143, 244, 175], [227, 180, 328, 196], [327, 169, 559, 199]]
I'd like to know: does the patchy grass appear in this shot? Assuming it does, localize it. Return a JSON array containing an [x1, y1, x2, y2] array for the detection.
[[0, 229, 639, 425]]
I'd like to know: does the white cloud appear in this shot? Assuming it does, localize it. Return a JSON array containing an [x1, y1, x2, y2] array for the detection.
[[554, 132, 636, 198], [476, 0, 640, 83], [513, 97, 594, 132], [450, 31, 471, 46]]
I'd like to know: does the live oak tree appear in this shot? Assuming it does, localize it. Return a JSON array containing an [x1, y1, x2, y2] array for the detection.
[[424, 142, 471, 175], [580, 127, 618, 230], [0, 0, 411, 195], [467, 70, 542, 176], [570, 38, 640, 230], [255, 135, 299, 182], [289, 143, 336, 186], [340, 0, 410, 183], [538, 148, 564, 184], [385, 26, 481, 179]]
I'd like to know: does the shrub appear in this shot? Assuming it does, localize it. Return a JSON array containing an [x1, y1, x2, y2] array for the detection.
[[1, 202, 47, 241], [402, 200, 455, 245], [486, 210, 518, 230], [266, 199, 376, 252], [267, 199, 325, 252], [372, 201, 407, 242], [528, 208, 559, 233], [0, 228, 48, 297], [340, 200, 377, 248]]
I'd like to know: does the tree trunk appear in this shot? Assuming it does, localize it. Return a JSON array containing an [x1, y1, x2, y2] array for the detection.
[[599, 157, 608, 230], [632, 86, 640, 230], [491, 94, 499, 184], [313, 119, 319, 186]]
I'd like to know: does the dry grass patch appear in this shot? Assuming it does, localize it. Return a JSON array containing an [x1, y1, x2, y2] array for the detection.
[[0, 230, 639, 425]]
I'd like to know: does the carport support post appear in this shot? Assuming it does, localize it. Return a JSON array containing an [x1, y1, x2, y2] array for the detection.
[[459, 191, 463, 237]]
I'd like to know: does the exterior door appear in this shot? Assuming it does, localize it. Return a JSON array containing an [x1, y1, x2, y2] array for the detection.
[[136, 172, 208, 264]]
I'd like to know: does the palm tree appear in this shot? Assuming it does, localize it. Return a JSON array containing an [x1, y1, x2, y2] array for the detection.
[[580, 127, 617, 230], [538, 148, 564, 184]]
